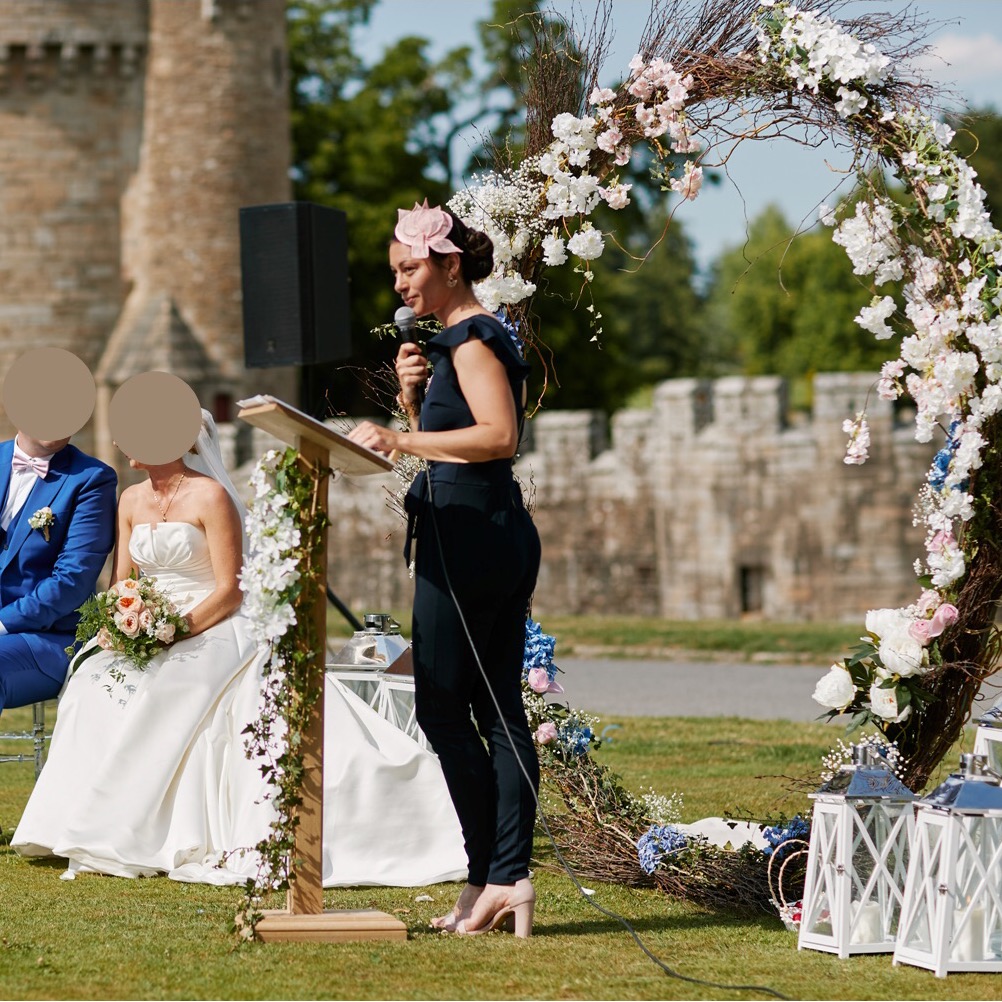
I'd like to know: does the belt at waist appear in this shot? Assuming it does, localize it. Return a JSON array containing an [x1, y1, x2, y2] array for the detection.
[[425, 459, 515, 486]]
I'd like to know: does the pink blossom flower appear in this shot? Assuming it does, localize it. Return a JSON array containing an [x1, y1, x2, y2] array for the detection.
[[96, 627, 114, 650], [670, 164, 703, 201], [613, 145, 632, 166], [628, 77, 653, 100], [908, 619, 932, 645], [535, 721, 558, 745], [597, 127, 623, 154], [602, 183, 632, 210]]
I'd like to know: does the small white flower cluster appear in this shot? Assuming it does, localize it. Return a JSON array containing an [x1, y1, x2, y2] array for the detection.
[[832, 198, 901, 284], [239, 450, 301, 648], [820, 733, 905, 784], [640, 788, 684, 826], [448, 55, 701, 310], [754, 3, 890, 119]]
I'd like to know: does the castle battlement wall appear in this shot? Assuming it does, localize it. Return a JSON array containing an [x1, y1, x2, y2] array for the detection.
[[314, 372, 936, 623]]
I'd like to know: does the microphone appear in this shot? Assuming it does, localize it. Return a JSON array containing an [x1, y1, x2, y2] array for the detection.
[[394, 306, 417, 344], [393, 306, 423, 415]]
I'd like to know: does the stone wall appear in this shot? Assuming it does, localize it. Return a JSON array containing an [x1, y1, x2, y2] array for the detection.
[[305, 373, 935, 623]]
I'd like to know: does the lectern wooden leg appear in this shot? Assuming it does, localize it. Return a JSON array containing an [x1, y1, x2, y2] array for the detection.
[[244, 438, 405, 944]]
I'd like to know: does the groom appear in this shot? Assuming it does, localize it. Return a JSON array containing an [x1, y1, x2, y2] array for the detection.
[[0, 352, 117, 714]]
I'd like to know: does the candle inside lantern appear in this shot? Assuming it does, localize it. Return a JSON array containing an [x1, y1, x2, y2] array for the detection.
[[850, 900, 883, 944], [951, 905, 986, 962]]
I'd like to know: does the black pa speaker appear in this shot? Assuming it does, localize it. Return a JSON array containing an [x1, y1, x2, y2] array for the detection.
[[239, 201, 351, 368]]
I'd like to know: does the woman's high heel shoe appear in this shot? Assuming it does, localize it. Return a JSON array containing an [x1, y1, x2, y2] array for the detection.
[[430, 883, 484, 932], [456, 879, 535, 938]]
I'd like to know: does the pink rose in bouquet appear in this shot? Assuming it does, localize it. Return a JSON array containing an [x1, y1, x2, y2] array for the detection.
[[71, 574, 190, 673]]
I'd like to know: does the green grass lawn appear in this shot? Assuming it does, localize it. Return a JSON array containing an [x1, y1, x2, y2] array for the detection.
[[0, 706, 985, 1001], [328, 612, 866, 662]]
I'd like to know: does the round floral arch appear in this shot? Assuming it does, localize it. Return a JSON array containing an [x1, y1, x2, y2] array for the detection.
[[441, 0, 1002, 791], [237, 0, 1001, 927]]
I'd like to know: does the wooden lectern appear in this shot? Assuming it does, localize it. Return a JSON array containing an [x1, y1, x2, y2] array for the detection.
[[238, 397, 407, 943]]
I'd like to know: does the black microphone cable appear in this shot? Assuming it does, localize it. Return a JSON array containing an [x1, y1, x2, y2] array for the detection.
[[420, 471, 790, 1001]]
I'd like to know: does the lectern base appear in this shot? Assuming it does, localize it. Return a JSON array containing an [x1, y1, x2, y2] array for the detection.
[[252, 908, 408, 943]]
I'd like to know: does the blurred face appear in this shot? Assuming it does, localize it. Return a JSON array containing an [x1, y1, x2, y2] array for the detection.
[[389, 241, 458, 319]]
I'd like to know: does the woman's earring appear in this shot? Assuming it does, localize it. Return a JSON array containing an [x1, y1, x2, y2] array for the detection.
[[447, 275, 458, 288]]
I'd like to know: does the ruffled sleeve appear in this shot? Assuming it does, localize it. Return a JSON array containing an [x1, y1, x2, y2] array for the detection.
[[428, 316, 530, 378]]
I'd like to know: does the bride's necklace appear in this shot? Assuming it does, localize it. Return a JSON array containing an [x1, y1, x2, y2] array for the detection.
[[151, 472, 185, 522]]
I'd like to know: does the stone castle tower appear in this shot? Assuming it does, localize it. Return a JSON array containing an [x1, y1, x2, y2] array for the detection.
[[0, 0, 295, 466]]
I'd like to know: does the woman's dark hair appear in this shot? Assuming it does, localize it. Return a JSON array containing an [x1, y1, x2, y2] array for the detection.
[[430, 210, 494, 283]]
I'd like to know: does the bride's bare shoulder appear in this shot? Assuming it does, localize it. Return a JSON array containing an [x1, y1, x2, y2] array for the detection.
[[117, 482, 144, 507], [184, 471, 230, 500]]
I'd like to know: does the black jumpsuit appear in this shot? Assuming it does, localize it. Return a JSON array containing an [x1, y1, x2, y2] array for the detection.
[[404, 315, 541, 886]]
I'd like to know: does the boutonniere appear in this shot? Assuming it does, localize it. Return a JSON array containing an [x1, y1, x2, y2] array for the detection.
[[28, 506, 55, 542]]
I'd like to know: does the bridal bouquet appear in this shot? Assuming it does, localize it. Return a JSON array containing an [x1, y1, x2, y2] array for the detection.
[[71, 575, 190, 672]]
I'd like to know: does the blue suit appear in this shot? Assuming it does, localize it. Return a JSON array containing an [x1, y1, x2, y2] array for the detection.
[[0, 441, 117, 712]]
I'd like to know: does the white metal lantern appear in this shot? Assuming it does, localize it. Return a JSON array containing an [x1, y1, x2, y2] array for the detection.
[[973, 705, 1002, 775], [798, 744, 916, 957], [894, 753, 1002, 978], [327, 613, 427, 748]]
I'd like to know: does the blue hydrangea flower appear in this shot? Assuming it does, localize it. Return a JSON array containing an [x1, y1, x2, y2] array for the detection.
[[495, 308, 524, 358], [637, 824, 689, 875], [761, 815, 810, 858], [928, 421, 967, 493], [523, 618, 558, 683], [558, 720, 593, 757]]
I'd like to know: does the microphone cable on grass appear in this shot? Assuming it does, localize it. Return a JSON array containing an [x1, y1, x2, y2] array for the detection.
[[424, 477, 790, 1000]]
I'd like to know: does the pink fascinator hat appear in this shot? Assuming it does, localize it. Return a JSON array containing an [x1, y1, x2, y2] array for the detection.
[[395, 199, 463, 259]]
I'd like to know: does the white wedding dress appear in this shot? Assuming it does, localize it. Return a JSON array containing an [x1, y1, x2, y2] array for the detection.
[[12, 521, 466, 887]]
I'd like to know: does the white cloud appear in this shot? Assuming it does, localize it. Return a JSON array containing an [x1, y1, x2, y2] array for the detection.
[[916, 32, 1002, 88]]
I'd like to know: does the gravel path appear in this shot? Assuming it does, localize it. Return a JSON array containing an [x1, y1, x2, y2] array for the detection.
[[556, 657, 830, 721]]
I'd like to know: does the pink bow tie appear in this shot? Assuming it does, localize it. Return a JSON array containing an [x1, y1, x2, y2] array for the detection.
[[12, 453, 49, 478]]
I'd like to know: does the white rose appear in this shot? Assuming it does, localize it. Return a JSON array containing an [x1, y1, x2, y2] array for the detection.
[[878, 629, 927, 677], [864, 607, 922, 674], [869, 682, 912, 723], [812, 664, 856, 711]]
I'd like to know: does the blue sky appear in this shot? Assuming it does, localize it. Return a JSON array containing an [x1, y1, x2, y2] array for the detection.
[[358, 1, 1002, 275]]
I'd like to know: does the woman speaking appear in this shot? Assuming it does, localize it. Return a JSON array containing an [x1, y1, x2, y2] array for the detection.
[[349, 201, 541, 937]]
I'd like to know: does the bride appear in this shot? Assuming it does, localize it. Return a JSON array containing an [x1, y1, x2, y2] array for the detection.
[[12, 410, 465, 887]]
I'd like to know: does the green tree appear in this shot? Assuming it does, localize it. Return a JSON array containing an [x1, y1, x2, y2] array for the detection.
[[287, 0, 474, 415], [703, 204, 898, 403], [286, 0, 707, 416]]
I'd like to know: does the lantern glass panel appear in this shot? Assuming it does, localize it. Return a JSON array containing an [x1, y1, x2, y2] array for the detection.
[[847, 803, 911, 943], [898, 816, 942, 955], [973, 728, 1002, 777], [803, 809, 836, 939], [949, 816, 1002, 963]]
